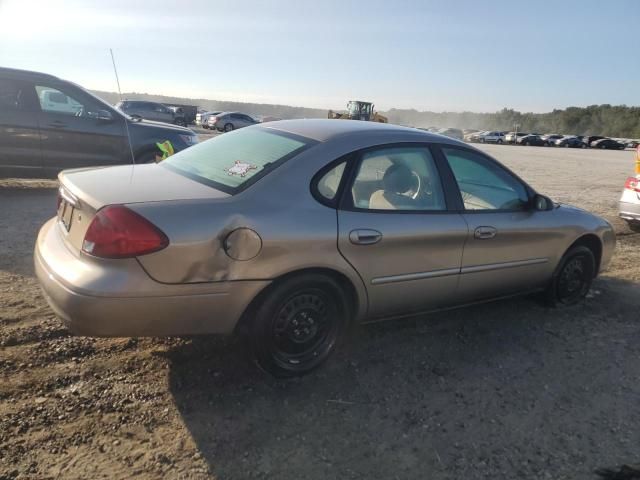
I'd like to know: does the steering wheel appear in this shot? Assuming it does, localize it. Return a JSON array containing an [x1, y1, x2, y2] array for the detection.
[[401, 171, 423, 200]]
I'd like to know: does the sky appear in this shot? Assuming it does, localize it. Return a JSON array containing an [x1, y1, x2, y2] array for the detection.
[[0, 0, 638, 113]]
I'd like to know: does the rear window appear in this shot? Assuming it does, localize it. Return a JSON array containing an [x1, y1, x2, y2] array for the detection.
[[162, 127, 313, 193]]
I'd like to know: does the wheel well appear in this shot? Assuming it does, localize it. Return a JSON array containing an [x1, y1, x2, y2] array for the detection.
[[567, 234, 602, 276], [233, 268, 360, 335]]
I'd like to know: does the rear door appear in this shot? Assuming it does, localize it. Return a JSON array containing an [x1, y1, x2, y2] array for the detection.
[[438, 145, 557, 301], [33, 80, 129, 174], [336, 144, 468, 319], [0, 77, 42, 175]]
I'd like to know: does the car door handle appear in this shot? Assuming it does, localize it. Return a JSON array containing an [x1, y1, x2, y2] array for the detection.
[[48, 121, 68, 129], [474, 226, 497, 239], [349, 229, 383, 245]]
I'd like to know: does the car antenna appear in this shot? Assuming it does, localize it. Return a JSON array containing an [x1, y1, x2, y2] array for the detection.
[[110, 48, 136, 165]]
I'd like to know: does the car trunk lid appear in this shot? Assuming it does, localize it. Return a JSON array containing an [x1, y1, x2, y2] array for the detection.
[[56, 164, 230, 253]]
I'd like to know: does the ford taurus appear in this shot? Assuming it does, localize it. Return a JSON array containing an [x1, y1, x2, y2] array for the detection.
[[35, 120, 615, 376]]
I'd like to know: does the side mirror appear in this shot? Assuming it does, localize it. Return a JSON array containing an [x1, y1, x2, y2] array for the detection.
[[533, 194, 554, 211], [96, 109, 113, 122]]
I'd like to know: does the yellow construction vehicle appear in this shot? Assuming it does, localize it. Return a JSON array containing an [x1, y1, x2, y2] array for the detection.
[[328, 100, 388, 123]]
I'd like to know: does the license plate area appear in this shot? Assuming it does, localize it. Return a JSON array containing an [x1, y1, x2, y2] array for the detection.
[[58, 200, 74, 232]]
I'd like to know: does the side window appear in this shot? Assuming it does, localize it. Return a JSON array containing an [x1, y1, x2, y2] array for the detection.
[[350, 146, 446, 211], [34, 85, 99, 117], [316, 161, 346, 201], [442, 147, 529, 211], [153, 104, 168, 113]]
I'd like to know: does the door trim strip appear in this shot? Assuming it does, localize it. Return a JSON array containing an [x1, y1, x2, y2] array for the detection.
[[461, 257, 549, 274], [371, 267, 460, 285]]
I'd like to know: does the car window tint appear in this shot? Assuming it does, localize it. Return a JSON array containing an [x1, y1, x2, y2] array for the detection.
[[351, 146, 446, 211], [317, 162, 346, 200], [0, 79, 27, 111], [34, 85, 98, 117], [442, 147, 529, 211], [162, 128, 311, 193]]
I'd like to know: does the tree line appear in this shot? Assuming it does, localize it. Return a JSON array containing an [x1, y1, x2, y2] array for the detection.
[[384, 105, 640, 138]]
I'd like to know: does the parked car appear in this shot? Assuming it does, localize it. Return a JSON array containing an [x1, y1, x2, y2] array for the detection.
[[477, 131, 506, 144], [164, 104, 198, 125], [35, 119, 615, 377], [437, 127, 464, 140], [582, 135, 607, 147], [0, 67, 198, 178], [505, 132, 528, 143], [624, 140, 639, 149], [541, 134, 564, 146], [591, 138, 626, 150], [554, 137, 587, 148], [208, 112, 259, 132], [196, 110, 222, 128], [464, 131, 486, 142], [517, 134, 547, 146], [115, 100, 187, 126], [619, 176, 640, 231]]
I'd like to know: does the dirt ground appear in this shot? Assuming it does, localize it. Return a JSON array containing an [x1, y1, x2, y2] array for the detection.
[[1, 144, 639, 480]]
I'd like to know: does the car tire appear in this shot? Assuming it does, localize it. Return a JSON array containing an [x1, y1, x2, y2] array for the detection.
[[175, 118, 186, 127], [565, 143, 569, 148], [224, 123, 234, 132], [497, 139, 503, 144], [246, 273, 350, 377], [600, 145, 606, 149], [481, 138, 486, 143], [522, 141, 529, 146], [545, 245, 595, 307], [626, 221, 640, 233]]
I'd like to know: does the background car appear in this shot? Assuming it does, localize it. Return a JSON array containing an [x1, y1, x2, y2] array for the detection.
[[505, 132, 528, 143], [195, 110, 222, 128], [0, 67, 198, 178], [35, 119, 614, 377], [541, 134, 564, 146], [477, 131, 506, 144], [581, 135, 607, 147], [592, 138, 626, 150], [208, 112, 259, 132], [517, 134, 546, 146], [437, 127, 464, 140], [115, 100, 187, 126], [464, 130, 486, 142], [554, 136, 587, 148], [619, 175, 640, 231]]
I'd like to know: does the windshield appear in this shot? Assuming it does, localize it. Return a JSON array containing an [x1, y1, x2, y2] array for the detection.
[[162, 127, 312, 193]]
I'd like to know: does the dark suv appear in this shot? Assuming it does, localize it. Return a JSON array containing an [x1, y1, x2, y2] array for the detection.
[[115, 100, 186, 126], [0, 68, 198, 178]]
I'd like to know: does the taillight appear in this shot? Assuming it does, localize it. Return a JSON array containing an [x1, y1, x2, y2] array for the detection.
[[82, 205, 169, 259], [624, 177, 640, 193]]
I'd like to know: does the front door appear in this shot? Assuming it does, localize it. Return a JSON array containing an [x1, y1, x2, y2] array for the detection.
[[0, 77, 41, 175], [337, 144, 468, 319], [32, 81, 129, 175], [439, 145, 557, 302]]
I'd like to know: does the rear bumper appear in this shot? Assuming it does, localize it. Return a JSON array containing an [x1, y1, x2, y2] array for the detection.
[[619, 200, 640, 222], [35, 218, 269, 336]]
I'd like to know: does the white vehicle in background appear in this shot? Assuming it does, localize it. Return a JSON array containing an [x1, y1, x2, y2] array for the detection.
[[619, 146, 640, 232], [195, 111, 222, 129], [38, 88, 83, 115], [477, 131, 505, 144]]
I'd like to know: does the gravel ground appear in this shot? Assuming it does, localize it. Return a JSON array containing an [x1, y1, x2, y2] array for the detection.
[[1, 145, 639, 480]]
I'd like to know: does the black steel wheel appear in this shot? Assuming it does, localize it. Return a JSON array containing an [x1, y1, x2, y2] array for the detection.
[[247, 274, 349, 377], [545, 245, 595, 306]]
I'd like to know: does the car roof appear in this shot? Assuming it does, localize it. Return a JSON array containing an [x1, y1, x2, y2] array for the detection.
[[259, 118, 466, 145], [0, 66, 59, 82]]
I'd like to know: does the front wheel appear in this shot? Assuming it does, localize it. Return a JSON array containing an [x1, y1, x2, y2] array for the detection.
[[497, 139, 503, 144], [246, 274, 350, 377], [545, 245, 595, 306], [224, 123, 234, 132]]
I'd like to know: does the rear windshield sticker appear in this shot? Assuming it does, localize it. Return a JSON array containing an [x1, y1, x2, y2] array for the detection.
[[226, 160, 258, 177]]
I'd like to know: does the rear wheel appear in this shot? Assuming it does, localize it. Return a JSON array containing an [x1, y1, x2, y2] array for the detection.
[[545, 245, 595, 306], [246, 274, 350, 377], [626, 220, 640, 233]]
